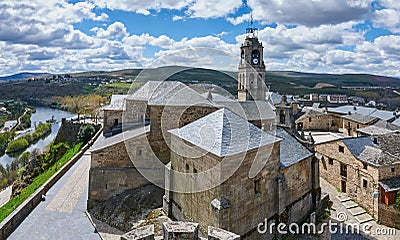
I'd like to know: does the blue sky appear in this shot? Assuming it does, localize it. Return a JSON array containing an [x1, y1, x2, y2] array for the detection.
[[0, 0, 399, 77]]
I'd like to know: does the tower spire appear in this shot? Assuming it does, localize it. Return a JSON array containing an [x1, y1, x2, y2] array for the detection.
[[246, 13, 257, 37]]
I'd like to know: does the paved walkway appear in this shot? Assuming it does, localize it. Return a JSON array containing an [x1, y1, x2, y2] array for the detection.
[[8, 152, 100, 240], [0, 186, 12, 207]]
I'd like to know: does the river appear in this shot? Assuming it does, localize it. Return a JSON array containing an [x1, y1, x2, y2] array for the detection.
[[0, 107, 76, 168]]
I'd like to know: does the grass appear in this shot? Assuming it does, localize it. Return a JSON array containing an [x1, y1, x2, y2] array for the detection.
[[0, 142, 83, 223], [106, 82, 133, 88]]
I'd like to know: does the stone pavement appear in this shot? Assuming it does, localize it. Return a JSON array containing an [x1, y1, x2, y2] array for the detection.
[[0, 186, 12, 207], [8, 152, 100, 240]]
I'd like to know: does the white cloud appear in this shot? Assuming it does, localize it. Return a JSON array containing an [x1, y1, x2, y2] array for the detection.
[[91, 22, 129, 39], [172, 15, 184, 21], [227, 13, 251, 25], [373, 8, 400, 33], [187, 0, 242, 19], [247, 0, 372, 26]]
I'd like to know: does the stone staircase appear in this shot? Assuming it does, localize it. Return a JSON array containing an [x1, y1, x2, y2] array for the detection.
[[336, 194, 374, 224]]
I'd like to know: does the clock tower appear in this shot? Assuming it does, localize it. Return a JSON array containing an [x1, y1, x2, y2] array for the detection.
[[237, 21, 266, 102]]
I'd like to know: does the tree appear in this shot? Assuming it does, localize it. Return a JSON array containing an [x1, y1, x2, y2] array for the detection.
[[77, 124, 96, 144]]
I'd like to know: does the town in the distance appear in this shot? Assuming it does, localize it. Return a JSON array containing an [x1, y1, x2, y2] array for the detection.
[[1, 18, 400, 240]]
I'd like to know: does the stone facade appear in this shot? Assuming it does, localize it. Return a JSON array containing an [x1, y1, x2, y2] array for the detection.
[[295, 111, 339, 132], [342, 117, 378, 137], [88, 131, 152, 207], [148, 105, 217, 164], [316, 137, 400, 222], [103, 109, 123, 134]]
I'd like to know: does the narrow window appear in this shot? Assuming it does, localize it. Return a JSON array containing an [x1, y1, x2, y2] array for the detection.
[[254, 179, 261, 195], [194, 168, 198, 174], [363, 179, 368, 189], [137, 148, 142, 157], [114, 118, 119, 126], [185, 164, 190, 172], [309, 117, 312, 122], [391, 167, 395, 173], [328, 158, 334, 165], [363, 163, 368, 170], [339, 146, 345, 153]]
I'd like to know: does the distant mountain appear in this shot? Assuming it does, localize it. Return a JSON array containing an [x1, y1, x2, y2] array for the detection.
[[0, 72, 49, 81]]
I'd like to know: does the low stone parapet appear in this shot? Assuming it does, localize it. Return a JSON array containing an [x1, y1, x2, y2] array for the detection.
[[208, 226, 240, 240], [121, 224, 155, 240], [163, 222, 199, 239]]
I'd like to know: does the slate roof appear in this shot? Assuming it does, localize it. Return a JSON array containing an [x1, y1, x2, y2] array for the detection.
[[91, 126, 150, 152], [342, 113, 379, 124], [217, 101, 275, 121], [126, 81, 164, 101], [169, 108, 280, 157], [357, 125, 396, 136], [200, 92, 235, 102], [328, 105, 396, 121], [392, 118, 400, 127], [380, 176, 400, 192], [272, 128, 314, 168], [102, 95, 127, 111], [148, 81, 214, 107], [342, 134, 400, 166], [374, 120, 400, 131]]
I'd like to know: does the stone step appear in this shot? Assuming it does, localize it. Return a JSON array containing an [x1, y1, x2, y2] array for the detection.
[[336, 195, 352, 202], [342, 201, 358, 209], [348, 206, 367, 216], [355, 213, 374, 224]]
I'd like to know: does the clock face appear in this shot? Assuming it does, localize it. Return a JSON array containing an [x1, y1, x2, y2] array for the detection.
[[252, 58, 259, 65]]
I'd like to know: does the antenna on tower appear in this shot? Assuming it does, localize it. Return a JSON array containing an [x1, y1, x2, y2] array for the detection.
[[246, 13, 258, 37]]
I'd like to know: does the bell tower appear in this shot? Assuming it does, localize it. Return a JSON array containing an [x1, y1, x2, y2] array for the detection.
[[238, 17, 266, 102]]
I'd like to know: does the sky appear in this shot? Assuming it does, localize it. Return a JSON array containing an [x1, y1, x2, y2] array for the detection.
[[0, 0, 400, 77]]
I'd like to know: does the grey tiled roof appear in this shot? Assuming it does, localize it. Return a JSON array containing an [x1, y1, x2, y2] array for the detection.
[[169, 108, 280, 157], [374, 120, 400, 131], [271, 128, 314, 169], [200, 92, 235, 102], [297, 109, 326, 121], [380, 176, 400, 192], [342, 113, 379, 124], [357, 125, 396, 136], [148, 81, 214, 107], [102, 95, 128, 111], [91, 126, 150, 152], [392, 118, 400, 127], [328, 105, 395, 121], [126, 81, 164, 101], [342, 134, 400, 166], [217, 101, 275, 121]]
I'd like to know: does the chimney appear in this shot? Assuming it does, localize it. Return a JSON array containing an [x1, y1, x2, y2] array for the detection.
[[353, 106, 357, 111]]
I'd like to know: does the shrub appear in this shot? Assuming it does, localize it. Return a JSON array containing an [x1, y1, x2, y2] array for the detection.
[[6, 138, 29, 153], [396, 191, 400, 206], [77, 124, 96, 144]]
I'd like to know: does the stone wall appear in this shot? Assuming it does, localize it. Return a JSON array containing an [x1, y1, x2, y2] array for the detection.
[[295, 113, 339, 132], [103, 109, 123, 134], [316, 141, 380, 218], [123, 99, 148, 125], [379, 163, 400, 181], [88, 132, 154, 207], [121, 222, 240, 240], [168, 136, 281, 237], [279, 158, 315, 223], [149, 105, 217, 163], [342, 119, 371, 137], [378, 203, 400, 229]]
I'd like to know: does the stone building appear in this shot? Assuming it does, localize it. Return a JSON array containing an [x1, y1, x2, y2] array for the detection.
[[89, 28, 321, 238], [295, 109, 339, 132], [341, 113, 379, 137], [102, 95, 127, 136], [164, 109, 318, 237], [316, 133, 400, 228]]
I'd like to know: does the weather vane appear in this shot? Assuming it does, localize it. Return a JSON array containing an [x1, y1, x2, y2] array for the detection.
[[246, 13, 258, 37]]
